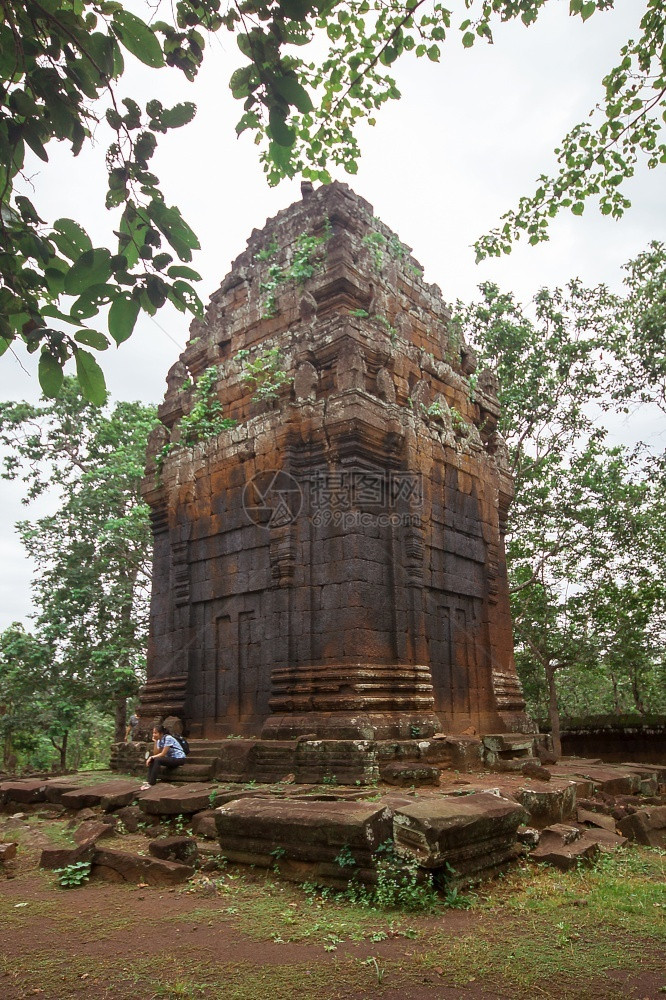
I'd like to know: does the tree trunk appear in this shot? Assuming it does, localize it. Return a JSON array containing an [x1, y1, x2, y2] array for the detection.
[[609, 670, 621, 714], [115, 694, 127, 743], [59, 730, 68, 770], [545, 663, 562, 759], [631, 671, 646, 715]]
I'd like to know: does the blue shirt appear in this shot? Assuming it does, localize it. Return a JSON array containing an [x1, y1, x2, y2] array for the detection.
[[158, 735, 186, 759]]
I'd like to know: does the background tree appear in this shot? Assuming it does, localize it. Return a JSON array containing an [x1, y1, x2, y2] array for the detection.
[[2, 0, 664, 393], [0, 621, 78, 770], [0, 380, 155, 756], [457, 262, 666, 746]]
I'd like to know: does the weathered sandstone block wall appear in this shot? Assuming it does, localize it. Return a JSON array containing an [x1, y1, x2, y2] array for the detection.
[[137, 182, 532, 740]]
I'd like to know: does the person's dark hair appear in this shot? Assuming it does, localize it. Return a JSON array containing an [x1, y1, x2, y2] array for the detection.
[[153, 724, 166, 735]]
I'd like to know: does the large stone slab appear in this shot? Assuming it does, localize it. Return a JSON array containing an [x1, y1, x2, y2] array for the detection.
[[192, 809, 221, 840], [617, 805, 666, 847], [138, 783, 218, 816], [60, 780, 143, 811], [0, 779, 47, 806], [148, 835, 198, 864], [91, 847, 194, 885], [514, 780, 577, 828], [531, 824, 599, 871], [392, 792, 527, 879], [39, 826, 106, 870], [552, 764, 641, 797], [42, 779, 83, 805], [216, 797, 392, 869]]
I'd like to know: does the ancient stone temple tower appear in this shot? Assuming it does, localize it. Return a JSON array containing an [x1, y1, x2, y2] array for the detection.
[[138, 182, 532, 742]]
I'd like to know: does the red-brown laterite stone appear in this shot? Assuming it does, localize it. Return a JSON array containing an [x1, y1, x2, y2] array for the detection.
[[136, 182, 532, 743]]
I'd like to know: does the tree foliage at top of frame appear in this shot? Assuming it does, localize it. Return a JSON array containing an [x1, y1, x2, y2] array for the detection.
[[1, 0, 664, 399]]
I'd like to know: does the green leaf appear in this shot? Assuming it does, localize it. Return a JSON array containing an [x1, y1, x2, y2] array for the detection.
[[74, 330, 110, 350], [38, 351, 64, 398], [572, 202, 585, 215], [108, 293, 140, 344], [273, 76, 313, 114], [74, 348, 107, 405], [269, 108, 296, 148], [0, 336, 10, 357], [167, 265, 201, 280], [229, 66, 254, 99], [112, 11, 164, 69], [64, 249, 113, 296], [160, 103, 197, 128], [86, 32, 115, 78], [462, 32, 475, 48], [51, 219, 92, 262], [147, 201, 200, 261]]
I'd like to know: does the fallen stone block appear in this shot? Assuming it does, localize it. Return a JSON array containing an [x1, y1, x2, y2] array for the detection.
[[617, 805, 666, 847], [0, 842, 17, 862], [0, 779, 47, 806], [148, 836, 198, 864], [513, 781, 577, 828], [531, 836, 599, 871], [36, 806, 66, 820], [216, 797, 392, 872], [539, 823, 581, 845], [91, 847, 194, 885], [576, 807, 617, 832], [43, 780, 82, 805], [61, 780, 143, 812], [191, 809, 219, 840], [73, 820, 115, 846], [39, 834, 100, 870], [392, 792, 527, 881], [516, 826, 540, 848], [522, 762, 551, 782], [115, 805, 145, 832], [380, 763, 441, 787], [138, 783, 218, 816], [565, 766, 641, 797], [579, 828, 627, 852], [440, 735, 484, 772]]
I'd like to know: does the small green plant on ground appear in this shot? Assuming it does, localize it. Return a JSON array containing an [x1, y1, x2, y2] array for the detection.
[[235, 347, 292, 402], [172, 813, 190, 835], [270, 846, 286, 871], [53, 860, 92, 888], [321, 773, 337, 785], [335, 844, 356, 869], [371, 840, 440, 913], [208, 789, 218, 808]]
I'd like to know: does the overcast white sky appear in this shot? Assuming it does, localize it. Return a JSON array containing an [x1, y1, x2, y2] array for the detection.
[[1, 0, 664, 629]]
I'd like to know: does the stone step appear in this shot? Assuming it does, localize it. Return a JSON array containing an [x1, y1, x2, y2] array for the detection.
[[169, 764, 215, 783]]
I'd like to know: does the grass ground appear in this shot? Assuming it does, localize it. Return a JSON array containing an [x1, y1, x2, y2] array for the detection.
[[0, 809, 664, 1000]]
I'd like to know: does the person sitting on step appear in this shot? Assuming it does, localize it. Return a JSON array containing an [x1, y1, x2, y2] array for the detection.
[[141, 724, 187, 788]]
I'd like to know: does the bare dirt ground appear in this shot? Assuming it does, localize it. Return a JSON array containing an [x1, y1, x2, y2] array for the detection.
[[0, 813, 664, 1000]]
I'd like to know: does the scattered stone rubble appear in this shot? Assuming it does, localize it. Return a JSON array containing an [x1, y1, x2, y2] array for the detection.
[[1, 758, 664, 889]]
